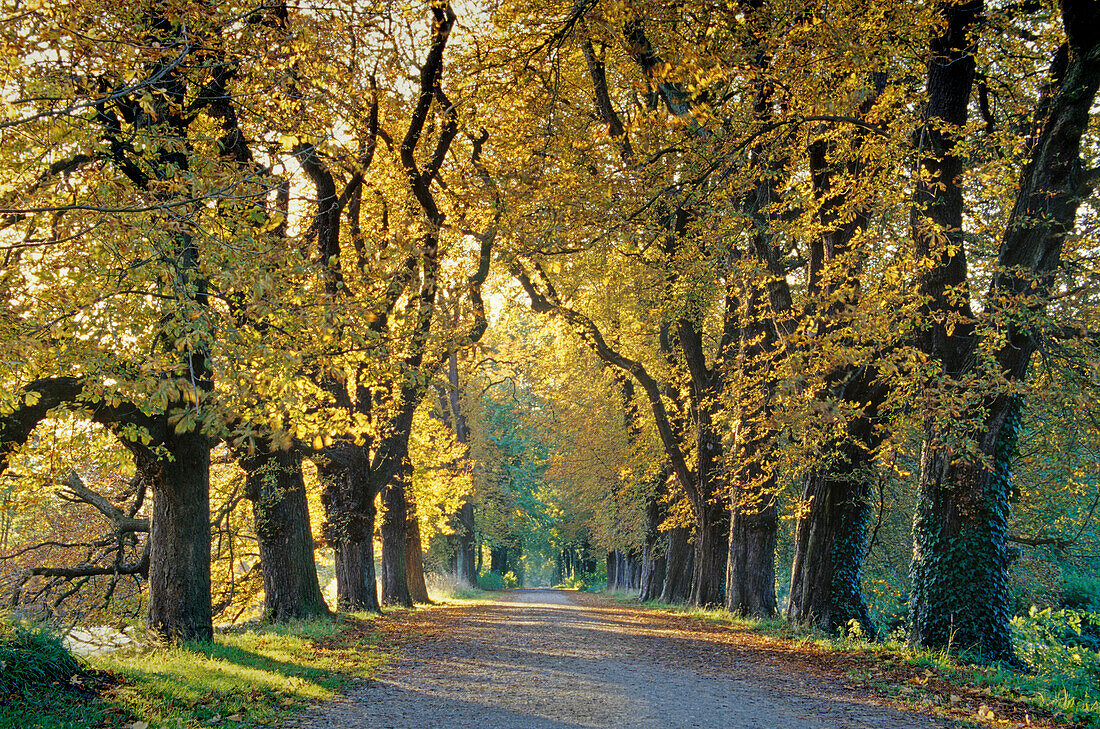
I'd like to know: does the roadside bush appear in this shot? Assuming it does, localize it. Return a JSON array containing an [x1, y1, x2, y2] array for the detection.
[[0, 614, 82, 694], [579, 572, 604, 592], [556, 572, 604, 591], [1012, 606, 1100, 703], [477, 570, 517, 591]]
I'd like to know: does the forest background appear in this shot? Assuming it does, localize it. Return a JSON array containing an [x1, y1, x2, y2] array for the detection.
[[0, 0, 1099, 687]]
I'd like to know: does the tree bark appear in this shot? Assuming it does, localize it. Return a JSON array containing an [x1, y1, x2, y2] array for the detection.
[[690, 501, 729, 607], [141, 431, 213, 642], [787, 447, 877, 638], [242, 447, 329, 622], [381, 474, 412, 607], [638, 494, 667, 601], [406, 491, 432, 604], [453, 501, 476, 585], [317, 454, 379, 612], [726, 497, 777, 617], [661, 526, 694, 604]]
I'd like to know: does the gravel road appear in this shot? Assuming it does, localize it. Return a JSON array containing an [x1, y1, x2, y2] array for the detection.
[[293, 589, 962, 729]]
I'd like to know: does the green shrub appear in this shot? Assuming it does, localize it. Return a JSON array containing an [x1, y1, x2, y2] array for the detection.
[[864, 576, 908, 637], [556, 575, 587, 590], [1011, 606, 1100, 703], [555, 572, 605, 591], [0, 615, 82, 695], [477, 570, 517, 591], [1062, 571, 1100, 612]]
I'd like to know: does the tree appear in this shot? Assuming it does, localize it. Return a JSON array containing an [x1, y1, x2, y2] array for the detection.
[[909, 0, 1100, 662]]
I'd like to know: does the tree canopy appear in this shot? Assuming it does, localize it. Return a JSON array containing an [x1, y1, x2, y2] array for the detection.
[[1, 0, 1098, 670]]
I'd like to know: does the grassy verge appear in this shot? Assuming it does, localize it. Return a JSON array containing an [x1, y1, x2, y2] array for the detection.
[[424, 573, 491, 603], [439, 586, 489, 601], [0, 614, 388, 729], [608, 592, 1099, 729]]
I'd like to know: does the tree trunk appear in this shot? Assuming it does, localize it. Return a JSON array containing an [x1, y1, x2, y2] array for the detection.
[[454, 501, 476, 585], [405, 492, 432, 604], [380, 475, 412, 607], [317, 455, 379, 612], [786, 374, 885, 637], [910, 399, 1019, 661], [661, 526, 694, 604], [724, 280, 780, 618], [726, 492, 777, 617], [787, 458, 876, 638], [786, 75, 887, 637], [639, 495, 667, 601], [441, 352, 477, 587], [684, 409, 730, 608], [909, 6, 1100, 655], [333, 529, 378, 613], [143, 431, 213, 642], [686, 499, 727, 607], [619, 551, 639, 590], [490, 545, 509, 574], [640, 545, 666, 602], [905, 0, 1100, 663], [242, 447, 329, 622]]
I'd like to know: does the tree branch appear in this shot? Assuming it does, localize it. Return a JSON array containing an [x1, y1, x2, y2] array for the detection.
[[511, 260, 696, 500], [0, 377, 162, 476], [582, 39, 633, 162], [400, 2, 456, 226], [59, 470, 149, 534], [29, 552, 149, 579]]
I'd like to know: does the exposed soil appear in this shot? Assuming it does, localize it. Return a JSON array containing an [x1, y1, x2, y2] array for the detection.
[[292, 589, 1038, 729]]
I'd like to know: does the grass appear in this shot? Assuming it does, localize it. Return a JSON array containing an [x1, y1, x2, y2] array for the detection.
[[0, 613, 389, 729], [609, 592, 1100, 728], [0, 616, 82, 695], [2, 571, 490, 729], [425, 572, 489, 602]]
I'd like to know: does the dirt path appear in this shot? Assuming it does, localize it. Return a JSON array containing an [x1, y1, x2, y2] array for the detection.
[[294, 590, 963, 729]]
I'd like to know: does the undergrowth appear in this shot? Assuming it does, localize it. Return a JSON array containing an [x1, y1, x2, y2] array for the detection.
[[0, 613, 388, 729], [0, 615, 82, 695], [477, 569, 518, 591], [554, 572, 605, 592], [0, 614, 96, 729], [425, 572, 487, 601]]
